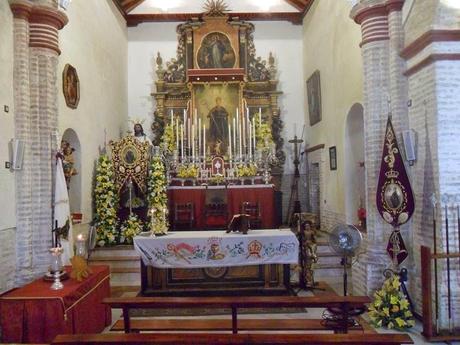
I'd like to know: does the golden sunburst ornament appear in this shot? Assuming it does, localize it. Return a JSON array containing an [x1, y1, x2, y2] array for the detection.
[[203, 0, 229, 16]]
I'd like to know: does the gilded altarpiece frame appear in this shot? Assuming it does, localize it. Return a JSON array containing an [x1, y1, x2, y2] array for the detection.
[[147, 7, 287, 295]]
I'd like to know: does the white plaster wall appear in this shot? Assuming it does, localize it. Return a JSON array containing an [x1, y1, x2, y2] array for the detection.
[[127, 21, 305, 172], [0, 0, 17, 293], [58, 0, 128, 225], [302, 0, 363, 225]]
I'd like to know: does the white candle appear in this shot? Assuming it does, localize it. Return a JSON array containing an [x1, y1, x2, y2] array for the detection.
[[233, 117, 236, 155], [170, 109, 173, 127], [180, 124, 184, 160], [198, 118, 201, 158], [248, 124, 252, 160], [258, 107, 262, 125], [176, 118, 179, 150], [192, 123, 195, 159], [183, 109, 186, 128], [203, 124, 206, 161], [228, 123, 232, 159], [252, 119, 256, 151], [242, 108, 246, 151]]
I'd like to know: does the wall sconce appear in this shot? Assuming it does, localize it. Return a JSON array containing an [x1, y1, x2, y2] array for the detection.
[[59, 0, 72, 11]]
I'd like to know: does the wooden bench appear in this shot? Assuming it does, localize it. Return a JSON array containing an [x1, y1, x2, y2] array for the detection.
[[52, 332, 414, 345], [103, 295, 371, 334]]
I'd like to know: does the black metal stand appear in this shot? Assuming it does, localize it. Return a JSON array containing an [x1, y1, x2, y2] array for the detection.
[[286, 136, 303, 225]]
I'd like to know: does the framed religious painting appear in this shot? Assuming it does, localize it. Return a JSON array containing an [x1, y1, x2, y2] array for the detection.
[[63, 64, 80, 109], [329, 146, 337, 170], [307, 70, 321, 126]]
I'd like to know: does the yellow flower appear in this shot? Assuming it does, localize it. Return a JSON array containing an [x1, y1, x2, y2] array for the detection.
[[391, 305, 400, 313], [404, 310, 412, 318], [382, 307, 390, 316], [395, 318, 406, 328], [399, 299, 409, 310], [387, 321, 394, 329], [390, 295, 399, 305], [392, 277, 401, 289]]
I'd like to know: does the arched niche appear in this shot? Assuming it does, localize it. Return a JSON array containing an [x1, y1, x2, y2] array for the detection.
[[344, 103, 365, 225], [62, 128, 81, 213]]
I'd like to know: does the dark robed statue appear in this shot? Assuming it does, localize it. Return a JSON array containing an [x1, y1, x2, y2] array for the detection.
[[208, 97, 229, 155]]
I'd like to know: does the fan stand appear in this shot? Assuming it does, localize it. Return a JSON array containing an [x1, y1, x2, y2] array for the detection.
[[323, 255, 365, 331]]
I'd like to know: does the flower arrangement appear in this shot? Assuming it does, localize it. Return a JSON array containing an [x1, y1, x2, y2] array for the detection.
[[93, 154, 119, 247], [147, 156, 169, 235], [368, 275, 415, 330], [235, 163, 258, 177], [255, 119, 274, 150], [177, 164, 199, 178], [209, 174, 226, 185], [161, 123, 176, 153], [120, 214, 143, 244]]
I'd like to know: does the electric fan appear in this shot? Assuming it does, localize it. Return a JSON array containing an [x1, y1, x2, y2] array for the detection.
[[328, 223, 362, 296], [323, 224, 364, 327]]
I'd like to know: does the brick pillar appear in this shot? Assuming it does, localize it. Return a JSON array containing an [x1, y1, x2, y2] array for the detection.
[[350, 0, 407, 295], [401, 15, 460, 327], [9, 0, 67, 285]]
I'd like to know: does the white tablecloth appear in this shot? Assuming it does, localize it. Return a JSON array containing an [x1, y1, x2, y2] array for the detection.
[[134, 229, 299, 269]]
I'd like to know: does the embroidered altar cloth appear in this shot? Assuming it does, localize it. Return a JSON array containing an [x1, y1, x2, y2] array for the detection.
[[134, 229, 298, 269]]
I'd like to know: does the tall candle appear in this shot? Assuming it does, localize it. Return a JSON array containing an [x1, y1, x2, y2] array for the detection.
[[180, 124, 184, 160], [203, 124, 206, 161], [192, 123, 195, 159], [252, 119, 256, 151], [170, 109, 173, 127], [228, 123, 232, 159], [248, 124, 252, 160], [176, 118, 179, 150], [242, 108, 246, 150], [258, 107, 262, 125], [233, 117, 236, 155], [198, 118, 201, 158], [183, 109, 186, 128]]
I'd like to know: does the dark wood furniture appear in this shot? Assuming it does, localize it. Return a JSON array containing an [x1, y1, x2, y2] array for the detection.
[[241, 201, 262, 229], [421, 245, 460, 342], [52, 333, 414, 345], [173, 202, 194, 230], [140, 261, 289, 296], [104, 295, 371, 334], [204, 202, 229, 229]]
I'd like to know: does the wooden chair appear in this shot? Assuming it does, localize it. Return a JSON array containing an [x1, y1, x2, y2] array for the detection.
[[204, 203, 228, 229], [241, 201, 262, 229], [173, 203, 194, 230]]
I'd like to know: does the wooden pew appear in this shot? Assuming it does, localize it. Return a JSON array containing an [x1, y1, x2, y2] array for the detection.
[[103, 295, 371, 334], [52, 332, 414, 345]]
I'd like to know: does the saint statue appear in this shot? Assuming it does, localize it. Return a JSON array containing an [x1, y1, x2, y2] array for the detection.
[[208, 97, 228, 155], [60, 140, 77, 189], [133, 123, 152, 146]]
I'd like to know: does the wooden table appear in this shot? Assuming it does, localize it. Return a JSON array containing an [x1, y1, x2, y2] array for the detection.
[[0, 265, 111, 344]]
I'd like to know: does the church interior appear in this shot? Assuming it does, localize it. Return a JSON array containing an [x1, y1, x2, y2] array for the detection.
[[0, 0, 460, 344]]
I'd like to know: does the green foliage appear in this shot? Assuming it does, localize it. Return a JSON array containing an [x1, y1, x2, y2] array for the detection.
[[235, 163, 258, 177], [147, 156, 169, 235], [368, 275, 415, 330], [255, 119, 274, 149], [94, 154, 119, 246], [160, 124, 176, 153], [177, 164, 199, 178]]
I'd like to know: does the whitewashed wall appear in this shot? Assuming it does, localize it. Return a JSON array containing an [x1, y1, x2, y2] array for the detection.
[[302, 0, 363, 227], [0, 1, 17, 293], [58, 0, 128, 225]]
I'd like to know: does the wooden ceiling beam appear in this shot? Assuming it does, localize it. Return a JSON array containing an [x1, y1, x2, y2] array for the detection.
[[283, 0, 306, 11], [126, 12, 303, 26], [122, 0, 146, 14]]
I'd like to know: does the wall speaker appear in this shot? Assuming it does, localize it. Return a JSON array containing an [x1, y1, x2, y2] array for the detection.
[[401, 130, 416, 165], [9, 139, 25, 170]]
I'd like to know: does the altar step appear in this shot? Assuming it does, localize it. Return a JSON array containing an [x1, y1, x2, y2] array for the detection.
[[88, 246, 141, 287], [313, 235, 351, 280]]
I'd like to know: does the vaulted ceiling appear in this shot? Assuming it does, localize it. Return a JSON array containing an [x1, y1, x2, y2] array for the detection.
[[112, 0, 314, 26]]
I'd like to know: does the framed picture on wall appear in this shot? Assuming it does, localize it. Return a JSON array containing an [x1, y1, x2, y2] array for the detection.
[[63, 64, 80, 109], [329, 146, 337, 170], [307, 70, 322, 126]]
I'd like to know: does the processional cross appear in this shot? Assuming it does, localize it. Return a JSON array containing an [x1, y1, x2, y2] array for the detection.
[[286, 135, 304, 224]]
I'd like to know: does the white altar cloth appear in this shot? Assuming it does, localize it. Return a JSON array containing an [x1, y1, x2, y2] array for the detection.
[[134, 229, 298, 269]]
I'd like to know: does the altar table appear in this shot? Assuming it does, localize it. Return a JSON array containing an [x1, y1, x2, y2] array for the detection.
[[168, 185, 275, 229], [134, 229, 298, 269], [0, 265, 111, 344], [134, 230, 298, 295]]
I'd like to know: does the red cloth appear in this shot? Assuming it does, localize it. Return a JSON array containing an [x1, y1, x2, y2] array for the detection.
[[169, 186, 275, 229], [0, 265, 111, 344]]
